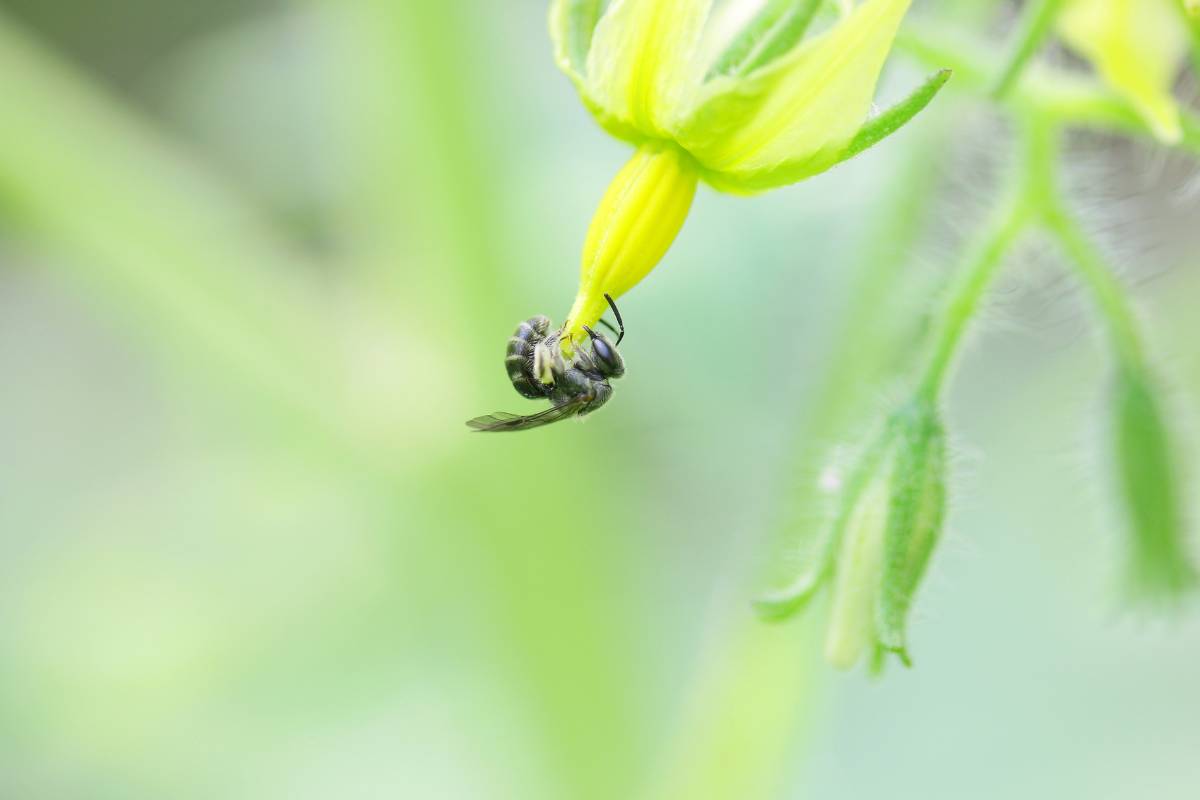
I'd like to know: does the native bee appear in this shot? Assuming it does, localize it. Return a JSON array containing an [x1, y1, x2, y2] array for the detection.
[[467, 294, 626, 432]]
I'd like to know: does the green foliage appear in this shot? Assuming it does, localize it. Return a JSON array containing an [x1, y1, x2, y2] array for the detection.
[[766, 3, 1200, 674]]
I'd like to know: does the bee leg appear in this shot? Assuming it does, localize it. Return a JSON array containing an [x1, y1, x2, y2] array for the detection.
[[581, 380, 612, 416]]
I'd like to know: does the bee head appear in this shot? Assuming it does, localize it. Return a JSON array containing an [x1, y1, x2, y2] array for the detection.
[[583, 325, 625, 380]]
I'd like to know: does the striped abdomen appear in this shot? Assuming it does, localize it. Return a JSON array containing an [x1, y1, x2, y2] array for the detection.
[[506, 315, 551, 399]]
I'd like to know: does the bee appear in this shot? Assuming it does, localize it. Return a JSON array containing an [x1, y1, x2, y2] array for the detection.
[[467, 294, 626, 432]]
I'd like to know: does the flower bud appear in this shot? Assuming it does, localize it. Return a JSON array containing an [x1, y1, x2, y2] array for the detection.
[[823, 467, 892, 670], [764, 398, 949, 672], [1111, 367, 1197, 601]]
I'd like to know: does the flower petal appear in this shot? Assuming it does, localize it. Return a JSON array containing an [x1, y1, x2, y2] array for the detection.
[[823, 468, 891, 671], [562, 143, 698, 342], [1058, 0, 1187, 144], [706, 0, 821, 80], [549, 0, 604, 88], [674, 0, 912, 192], [582, 0, 713, 140]]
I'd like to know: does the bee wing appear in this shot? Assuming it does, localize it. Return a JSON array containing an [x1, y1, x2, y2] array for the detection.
[[466, 399, 587, 432]]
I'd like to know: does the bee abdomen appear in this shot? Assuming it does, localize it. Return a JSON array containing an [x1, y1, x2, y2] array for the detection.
[[506, 315, 552, 399], [507, 353, 547, 399]]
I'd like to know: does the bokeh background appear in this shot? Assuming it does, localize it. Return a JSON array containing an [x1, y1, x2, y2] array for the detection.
[[1, 1, 1198, 798]]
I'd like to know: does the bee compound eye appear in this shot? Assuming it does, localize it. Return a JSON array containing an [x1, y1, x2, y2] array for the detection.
[[592, 336, 613, 361]]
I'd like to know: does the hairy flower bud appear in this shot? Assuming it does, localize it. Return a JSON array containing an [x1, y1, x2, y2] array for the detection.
[[761, 399, 948, 672], [1111, 367, 1197, 601]]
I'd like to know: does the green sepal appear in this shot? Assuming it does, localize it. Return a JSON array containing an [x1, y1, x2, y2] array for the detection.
[[689, 66, 948, 195], [867, 643, 888, 677], [753, 525, 837, 621], [835, 68, 952, 166], [755, 428, 896, 620], [875, 399, 947, 663]]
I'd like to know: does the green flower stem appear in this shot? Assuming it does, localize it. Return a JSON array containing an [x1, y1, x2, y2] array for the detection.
[[1027, 122, 1195, 598], [650, 135, 954, 799], [916, 203, 1029, 401], [764, 130, 950, 590], [916, 117, 1073, 402], [991, 0, 1065, 99], [1025, 120, 1146, 371], [1043, 207, 1145, 371]]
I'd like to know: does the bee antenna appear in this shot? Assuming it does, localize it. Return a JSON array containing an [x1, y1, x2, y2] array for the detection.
[[603, 293, 625, 346]]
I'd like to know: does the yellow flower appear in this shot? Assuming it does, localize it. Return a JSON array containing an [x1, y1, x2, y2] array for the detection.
[[1057, 0, 1189, 144], [550, 0, 943, 342]]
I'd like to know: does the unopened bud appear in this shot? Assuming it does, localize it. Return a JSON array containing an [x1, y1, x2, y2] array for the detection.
[[1111, 367, 1197, 601], [824, 469, 892, 670], [762, 398, 950, 672]]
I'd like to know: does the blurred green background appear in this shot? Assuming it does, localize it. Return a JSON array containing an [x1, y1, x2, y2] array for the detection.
[[0, 1, 1198, 798]]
